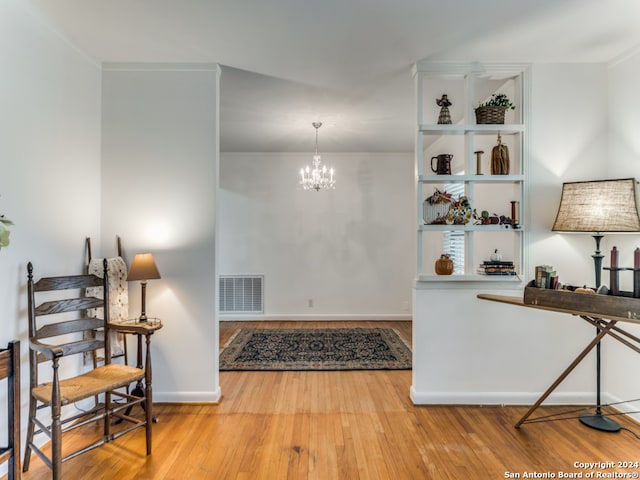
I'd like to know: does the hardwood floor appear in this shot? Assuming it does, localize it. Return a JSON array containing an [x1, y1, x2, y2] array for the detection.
[[18, 321, 640, 480]]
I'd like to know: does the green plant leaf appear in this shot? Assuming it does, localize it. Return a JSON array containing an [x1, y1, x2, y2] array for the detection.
[[0, 226, 10, 247], [479, 93, 515, 110]]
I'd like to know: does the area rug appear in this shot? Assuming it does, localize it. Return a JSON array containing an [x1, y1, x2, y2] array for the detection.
[[219, 328, 412, 371]]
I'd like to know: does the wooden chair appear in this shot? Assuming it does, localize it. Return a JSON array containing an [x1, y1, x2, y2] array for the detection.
[[23, 261, 152, 480], [0, 340, 20, 480]]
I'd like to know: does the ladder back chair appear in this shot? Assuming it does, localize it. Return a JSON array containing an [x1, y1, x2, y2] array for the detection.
[[0, 340, 20, 480], [23, 261, 152, 480]]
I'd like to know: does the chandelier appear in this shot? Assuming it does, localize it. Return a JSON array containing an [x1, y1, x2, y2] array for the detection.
[[299, 122, 335, 191]]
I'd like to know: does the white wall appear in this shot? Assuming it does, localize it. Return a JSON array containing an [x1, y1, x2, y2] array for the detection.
[[101, 64, 220, 402], [604, 49, 640, 418], [0, 0, 102, 470], [219, 152, 414, 319], [412, 63, 610, 404]]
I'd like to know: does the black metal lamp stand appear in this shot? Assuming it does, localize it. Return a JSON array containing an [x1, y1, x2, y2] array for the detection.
[[578, 234, 620, 432]]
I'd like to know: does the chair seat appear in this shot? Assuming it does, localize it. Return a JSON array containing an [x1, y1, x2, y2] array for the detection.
[[32, 364, 144, 405]]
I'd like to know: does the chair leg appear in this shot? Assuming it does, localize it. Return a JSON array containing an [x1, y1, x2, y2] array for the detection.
[[145, 384, 152, 455], [50, 403, 62, 480], [51, 364, 63, 480], [145, 335, 153, 455], [22, 395, 37, 472], [105, 391, 111, 440]]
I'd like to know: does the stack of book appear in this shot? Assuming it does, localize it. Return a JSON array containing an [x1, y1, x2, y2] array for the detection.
[[535, 264, 558, 289], [478, 261, 516, 276]]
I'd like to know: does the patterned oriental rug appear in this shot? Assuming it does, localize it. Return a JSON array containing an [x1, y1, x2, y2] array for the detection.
[[219, 328, 412, 371]]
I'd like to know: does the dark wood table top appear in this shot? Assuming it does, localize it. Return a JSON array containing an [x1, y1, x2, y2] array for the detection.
[[477, 293, 640, 325]]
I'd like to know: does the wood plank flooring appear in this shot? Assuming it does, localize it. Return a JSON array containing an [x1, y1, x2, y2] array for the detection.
[[17, 321, 640, 480]]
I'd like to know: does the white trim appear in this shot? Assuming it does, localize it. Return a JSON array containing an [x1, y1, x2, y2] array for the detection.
[[155, 388, 221, 403], [213, 62, 222, 403], [603, 393, 640, 423], [414, 61, 530, 78], [220, 313, 412, 321], [410, 387, 600, 406], [414, 278, 525, 289], [409, 390, 640, 423], [102, 62, 222, 73]]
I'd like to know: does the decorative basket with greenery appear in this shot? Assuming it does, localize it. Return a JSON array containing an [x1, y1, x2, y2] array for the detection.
[[475, 94, 515, 124]]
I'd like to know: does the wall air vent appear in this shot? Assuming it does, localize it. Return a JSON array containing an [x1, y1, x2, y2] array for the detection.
[[219, 275, 264, 313]]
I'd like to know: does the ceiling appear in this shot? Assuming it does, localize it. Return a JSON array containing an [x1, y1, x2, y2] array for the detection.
[[30, 0, 640, 153]]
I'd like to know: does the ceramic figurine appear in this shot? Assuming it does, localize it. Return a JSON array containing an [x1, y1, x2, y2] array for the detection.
[[436, 94, 452, 124]]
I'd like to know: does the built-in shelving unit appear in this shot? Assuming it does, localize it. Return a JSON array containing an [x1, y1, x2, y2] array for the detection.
[[413, 62, 530, 285]]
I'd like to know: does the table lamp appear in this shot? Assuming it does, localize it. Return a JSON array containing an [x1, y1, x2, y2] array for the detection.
[[552, 178, 640, 432], [127, 253, 161, 322]]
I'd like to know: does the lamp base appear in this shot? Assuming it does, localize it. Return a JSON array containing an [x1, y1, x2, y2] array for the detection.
[[139, 281, 148, 322], [579, 413, 620, 432]]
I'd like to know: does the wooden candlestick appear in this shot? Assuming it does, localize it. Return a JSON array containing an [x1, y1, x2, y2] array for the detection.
[[633, 248, 640, 298], [510, 201, 519, 226], [608, 247, 620, 295], [474, 150, 484, 175]]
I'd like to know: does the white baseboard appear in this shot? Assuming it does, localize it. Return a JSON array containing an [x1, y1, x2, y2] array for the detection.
[[603, 393, 640, 423], [155, 388, 221, 403], [409, 390, 640, 424], [220, 313, 412, 321], [409, 387, 599, 406]]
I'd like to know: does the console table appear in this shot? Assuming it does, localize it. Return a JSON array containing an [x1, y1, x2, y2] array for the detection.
[[477, 293, 640, 428]]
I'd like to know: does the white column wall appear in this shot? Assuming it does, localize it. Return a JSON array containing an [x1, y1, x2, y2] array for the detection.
[[219, 152, 414, 320], [411, 63, 609, 404], [101, 64, 221, 402], [604, 49, 640, 419], [0, 0, 102, 469]]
